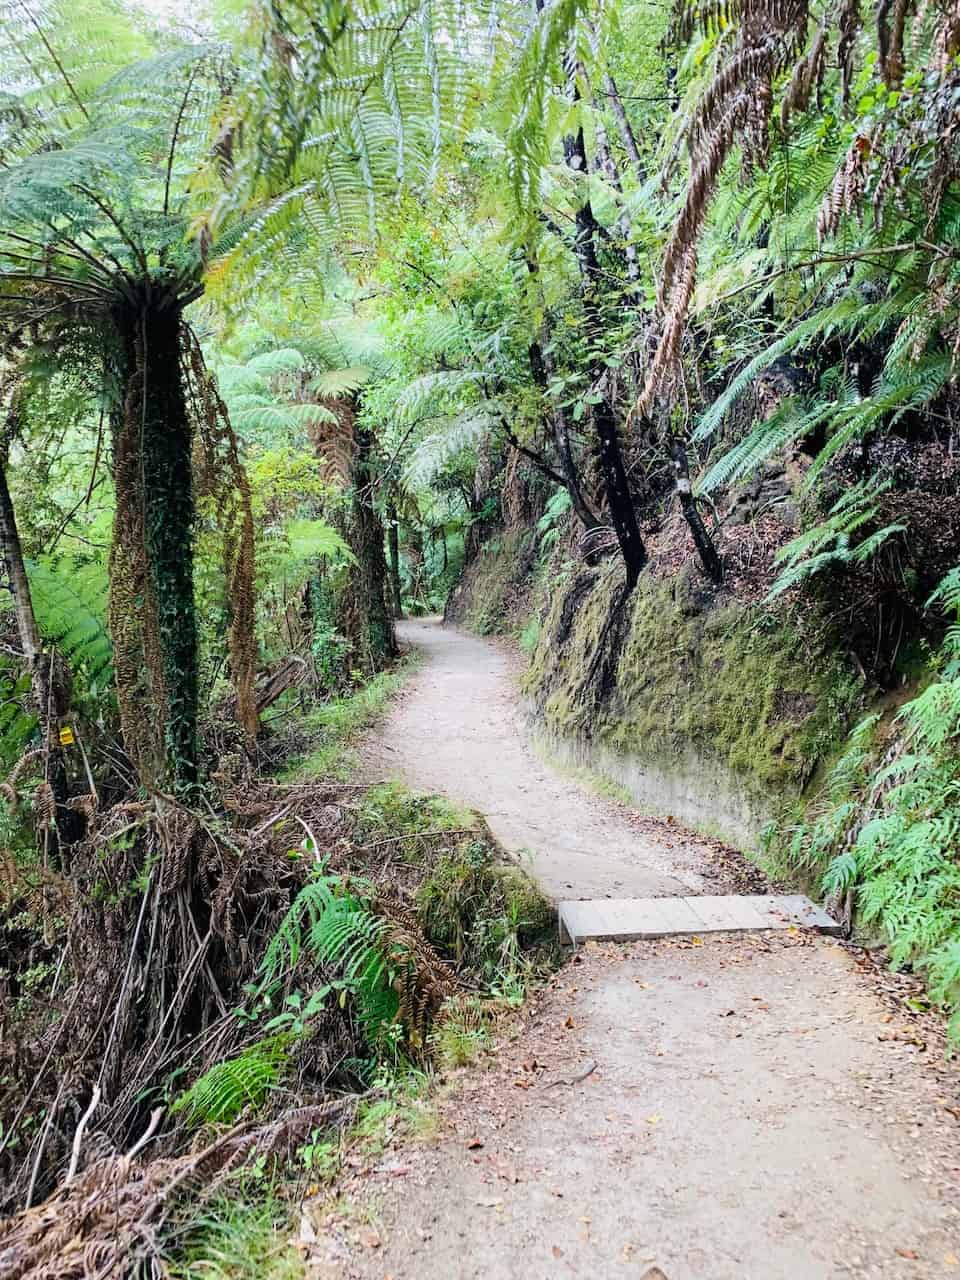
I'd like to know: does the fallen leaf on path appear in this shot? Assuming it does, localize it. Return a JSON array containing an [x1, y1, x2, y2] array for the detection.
[[465, 1138, 484, 1149], [552, 1246, 563, 1259], [944, 1252, 958, 1266], [645, 1114, 661, 1126], [720, 1009, 736, 1017], [564, 1016, 575, 1029], [895, 1247, 918, 1259]]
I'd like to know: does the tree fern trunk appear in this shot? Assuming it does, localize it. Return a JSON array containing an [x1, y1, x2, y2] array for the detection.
[[334, 420, 396, 674], [111, 300, 198, 792]]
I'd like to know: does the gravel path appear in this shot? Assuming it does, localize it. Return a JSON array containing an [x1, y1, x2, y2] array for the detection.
[[314, 618, 960, 1280]]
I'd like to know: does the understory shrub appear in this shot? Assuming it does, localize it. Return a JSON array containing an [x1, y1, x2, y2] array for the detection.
[[789, 569, 960, 1037]]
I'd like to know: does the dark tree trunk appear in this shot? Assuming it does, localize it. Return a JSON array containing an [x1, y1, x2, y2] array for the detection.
[[335, 423, 397, 672], [596, 400, 647, 591], [670, 440, 723, 584], [111, 300, 198, 793], [386, 501, 403, 619], [0, 457, 83, 850], [563, 92, 647, 588], [527, 337, 600, 532]]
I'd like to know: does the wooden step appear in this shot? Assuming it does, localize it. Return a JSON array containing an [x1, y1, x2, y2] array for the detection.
[[558, 894, 841, 947]]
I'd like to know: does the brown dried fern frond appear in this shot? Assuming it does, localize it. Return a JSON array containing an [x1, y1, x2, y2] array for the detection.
[[183, 327, 258, 751], [816, 130, 875, 241], [372, 894, 463, 1053], [780, 21, 828, 129], [639, 0, 810, 415], [0, 747, 42, 810], [308, 395, 356, 488], [877, 0, 914, 86]]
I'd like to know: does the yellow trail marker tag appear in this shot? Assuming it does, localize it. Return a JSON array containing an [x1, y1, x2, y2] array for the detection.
[[58, 726, 75, 747]]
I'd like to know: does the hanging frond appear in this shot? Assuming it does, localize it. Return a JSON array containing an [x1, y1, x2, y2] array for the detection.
[[405, 407, 499, 488]]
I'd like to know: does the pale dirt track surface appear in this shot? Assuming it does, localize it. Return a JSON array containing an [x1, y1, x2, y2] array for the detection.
[[316, 618, 960, 1280], [366, 618, 750, 902]]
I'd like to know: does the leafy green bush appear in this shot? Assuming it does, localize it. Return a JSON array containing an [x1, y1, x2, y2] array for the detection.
[[792, 569, 960, 1037]]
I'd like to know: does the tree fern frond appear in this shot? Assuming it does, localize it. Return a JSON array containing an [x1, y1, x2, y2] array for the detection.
[[308, 367, 371, 399], [26, 555, 113, 690], [693, 297, 864, 442], [404, 407, 497, 488]]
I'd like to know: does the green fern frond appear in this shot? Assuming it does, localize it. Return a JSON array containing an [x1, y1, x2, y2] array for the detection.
[[26, 555, 113, 690], [172, 1036, 290, 1127], [404, 408, 497, 488]]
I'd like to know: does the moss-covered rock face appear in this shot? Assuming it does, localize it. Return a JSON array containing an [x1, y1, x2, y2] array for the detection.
[[523, 565, 865, 846], [444, 530, 537, 636]]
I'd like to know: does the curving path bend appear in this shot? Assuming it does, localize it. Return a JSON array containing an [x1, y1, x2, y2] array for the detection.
[[371, 617, 711, 901]]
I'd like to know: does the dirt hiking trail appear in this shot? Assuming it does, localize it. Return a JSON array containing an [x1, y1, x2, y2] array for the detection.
[[316, 618, 960, 1280], [369, 618, 750, 901]]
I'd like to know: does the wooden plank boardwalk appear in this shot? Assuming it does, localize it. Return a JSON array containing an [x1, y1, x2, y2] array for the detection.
[[558, 894, 840, 947]]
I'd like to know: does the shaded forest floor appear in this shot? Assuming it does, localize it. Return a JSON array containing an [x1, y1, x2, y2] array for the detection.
[[301, 619, 960, 1280]]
